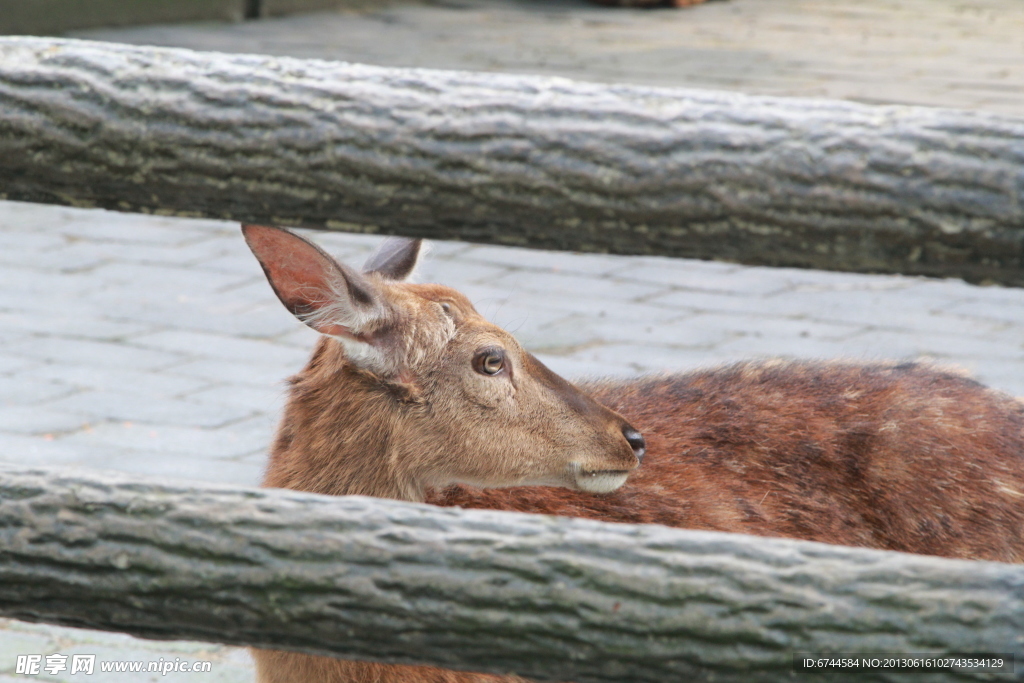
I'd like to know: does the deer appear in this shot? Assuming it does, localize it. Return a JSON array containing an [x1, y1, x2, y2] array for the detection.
[[242, 224, 1024, 683]]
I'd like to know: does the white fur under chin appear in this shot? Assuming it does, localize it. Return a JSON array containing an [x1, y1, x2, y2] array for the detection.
[[574, 470, 629, 494]]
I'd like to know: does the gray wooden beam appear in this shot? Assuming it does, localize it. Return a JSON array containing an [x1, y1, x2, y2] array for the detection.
[[0, 37, 1022, 285], [0, 464, 1020, 682]]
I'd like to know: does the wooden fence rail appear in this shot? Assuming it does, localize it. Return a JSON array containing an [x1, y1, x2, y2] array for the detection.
[[0, 464, 1021, 682], [2, 37, 1024, 681], [1, 37, 1022, 285]]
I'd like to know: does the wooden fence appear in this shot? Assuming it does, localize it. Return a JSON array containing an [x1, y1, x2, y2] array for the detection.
[[1, 465, 1020, 682], [1, 37, 1022, 285], [0, 37, 1023, 682]]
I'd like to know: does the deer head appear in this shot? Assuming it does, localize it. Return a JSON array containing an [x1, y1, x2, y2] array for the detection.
[[242, 224, 644, 500]]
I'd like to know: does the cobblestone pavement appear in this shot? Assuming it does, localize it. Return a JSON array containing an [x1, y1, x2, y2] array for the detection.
[[75, 0, 1024, 115], [4, 0, 1024, 679]]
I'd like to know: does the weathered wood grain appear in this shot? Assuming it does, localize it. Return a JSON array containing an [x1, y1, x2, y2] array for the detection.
[[0, 38, 1022, 285], [0, 464, 1020, 681]]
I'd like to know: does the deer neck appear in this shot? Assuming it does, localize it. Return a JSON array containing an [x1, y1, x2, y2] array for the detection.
[[263, 339, 425, 502]]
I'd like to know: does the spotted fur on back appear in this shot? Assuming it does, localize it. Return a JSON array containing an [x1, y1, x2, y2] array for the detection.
[[434, 360, 1024, 562]]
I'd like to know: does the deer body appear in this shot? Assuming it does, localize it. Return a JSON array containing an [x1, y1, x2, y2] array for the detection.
[[439, 362, 1024, 561], [243, 225, 1024, 683]]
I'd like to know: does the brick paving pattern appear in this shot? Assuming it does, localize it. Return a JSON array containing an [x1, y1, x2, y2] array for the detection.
[[3, 0, 1024, 679], [76, 0, 1024, 115]]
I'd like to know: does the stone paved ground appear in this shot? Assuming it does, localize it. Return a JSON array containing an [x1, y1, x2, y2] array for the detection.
[[75, 0, 1024, 115], [3, 0, 1024, 679]]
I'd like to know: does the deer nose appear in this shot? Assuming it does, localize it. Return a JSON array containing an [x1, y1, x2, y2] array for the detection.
[[623, 428, 646, 464]]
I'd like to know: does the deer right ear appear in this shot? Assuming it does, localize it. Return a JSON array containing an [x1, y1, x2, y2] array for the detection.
[[241, 224, 392, 342], [363, 237, 423, 281]]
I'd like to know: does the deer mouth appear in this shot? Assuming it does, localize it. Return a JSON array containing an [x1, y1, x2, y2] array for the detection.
[[574, 468, 630, 494]]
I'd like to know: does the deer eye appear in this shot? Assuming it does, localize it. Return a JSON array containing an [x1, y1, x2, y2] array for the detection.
[[473, 348, 506, 376]]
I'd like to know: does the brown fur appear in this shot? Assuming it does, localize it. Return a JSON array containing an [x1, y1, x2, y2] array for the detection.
[[256, 651, 527, 683], [255, 288, 637, 683], [435, 360, 1024, 562], [261, 283, 640, 501], [245, 227, 1024, 683], [245, 227, 641, 683]]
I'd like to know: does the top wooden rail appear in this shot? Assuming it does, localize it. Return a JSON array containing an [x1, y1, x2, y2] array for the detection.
[[0, 37, 1022, 285]]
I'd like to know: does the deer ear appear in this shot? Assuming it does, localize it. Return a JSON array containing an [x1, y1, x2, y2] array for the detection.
[[242, 224, 391, 341], [363, 237, 423, 281]]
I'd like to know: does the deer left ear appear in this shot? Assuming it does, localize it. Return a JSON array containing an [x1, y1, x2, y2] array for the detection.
[[241, 221, 395, 338], [363, 237, 423, 281]]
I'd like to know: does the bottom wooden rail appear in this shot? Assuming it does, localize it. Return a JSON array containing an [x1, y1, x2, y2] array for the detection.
[[0, 464, 1021, 681]]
